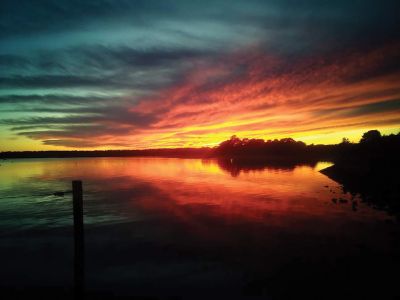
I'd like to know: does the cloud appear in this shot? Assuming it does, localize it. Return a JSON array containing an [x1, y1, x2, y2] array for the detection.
[[0, 73, 174, 90], [1, 42, 399, 148], [0, 94, 120, 105], [42, 139, 129, 148], [1, 1, 400, 149], [0, 54, 31, 69]]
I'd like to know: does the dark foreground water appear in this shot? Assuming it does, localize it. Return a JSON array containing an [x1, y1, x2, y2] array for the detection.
[[0, 158, 399, 299]]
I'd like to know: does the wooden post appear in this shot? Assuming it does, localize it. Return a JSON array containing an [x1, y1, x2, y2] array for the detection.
[[72, 180, 84, 299]]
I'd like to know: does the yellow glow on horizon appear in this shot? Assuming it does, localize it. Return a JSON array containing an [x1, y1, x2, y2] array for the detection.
[[1, 126, 399, 151]]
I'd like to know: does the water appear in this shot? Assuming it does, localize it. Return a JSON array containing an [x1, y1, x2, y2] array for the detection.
[[0, 158, 398, 298]]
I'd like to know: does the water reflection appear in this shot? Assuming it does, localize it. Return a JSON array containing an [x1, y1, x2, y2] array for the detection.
[[0, 157, 391, 232], [214, 157, 318, 177], [0, 158, 398, 298]]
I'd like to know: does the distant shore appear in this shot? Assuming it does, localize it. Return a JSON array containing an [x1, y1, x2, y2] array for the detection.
[[0, 148, 214, 159]]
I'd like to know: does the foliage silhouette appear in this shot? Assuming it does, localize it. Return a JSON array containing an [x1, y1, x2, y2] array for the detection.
[[321, 130, 400, 218]]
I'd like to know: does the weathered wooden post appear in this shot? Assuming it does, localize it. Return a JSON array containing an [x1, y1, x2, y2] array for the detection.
[[72, 180, 84, 299]]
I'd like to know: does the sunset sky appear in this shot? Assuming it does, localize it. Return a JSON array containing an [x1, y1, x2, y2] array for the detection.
[[1, 0, 399, 151]]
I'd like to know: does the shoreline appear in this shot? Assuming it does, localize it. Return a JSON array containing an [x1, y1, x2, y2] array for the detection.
[[320, 163, 400, 219]]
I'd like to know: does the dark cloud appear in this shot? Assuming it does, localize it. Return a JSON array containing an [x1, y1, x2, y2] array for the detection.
[[0, 44, 209, 92], [0, 0, 171, 38], [17, 124, 131, 139], [2, 106, 158, 127], [0, 75, 121, 89], [0, 94, 120, 104], [0, 54, 31, 69], [0, 73, 166, 90], [1, 0, 400, 149], [76, 46, 214, 70], [2, 45, 212, 72], [41, 139, 129, 148], [342, 47, 400, 84], [342, 98, 400, 118], [1, 102, 161, 146]]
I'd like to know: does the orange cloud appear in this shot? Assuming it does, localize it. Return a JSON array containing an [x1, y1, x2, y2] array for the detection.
[[122, 43, 400, 148]]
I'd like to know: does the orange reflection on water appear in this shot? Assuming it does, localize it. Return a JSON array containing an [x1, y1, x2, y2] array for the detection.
[[0, 157, 389, 231], [124, 160, 341, 224]]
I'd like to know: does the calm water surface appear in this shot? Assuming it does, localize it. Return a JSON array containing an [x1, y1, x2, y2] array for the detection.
[[0, 158, 398, 298]]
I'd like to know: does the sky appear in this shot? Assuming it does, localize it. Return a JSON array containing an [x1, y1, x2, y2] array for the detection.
[[0, 0, 399, 151]]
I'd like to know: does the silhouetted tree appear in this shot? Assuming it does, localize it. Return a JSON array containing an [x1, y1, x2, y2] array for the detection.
[[360, 130, 381, 143], [341, 137, 350, 144], [214, 135, 312, 161], [322, 129, 400, 218]]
